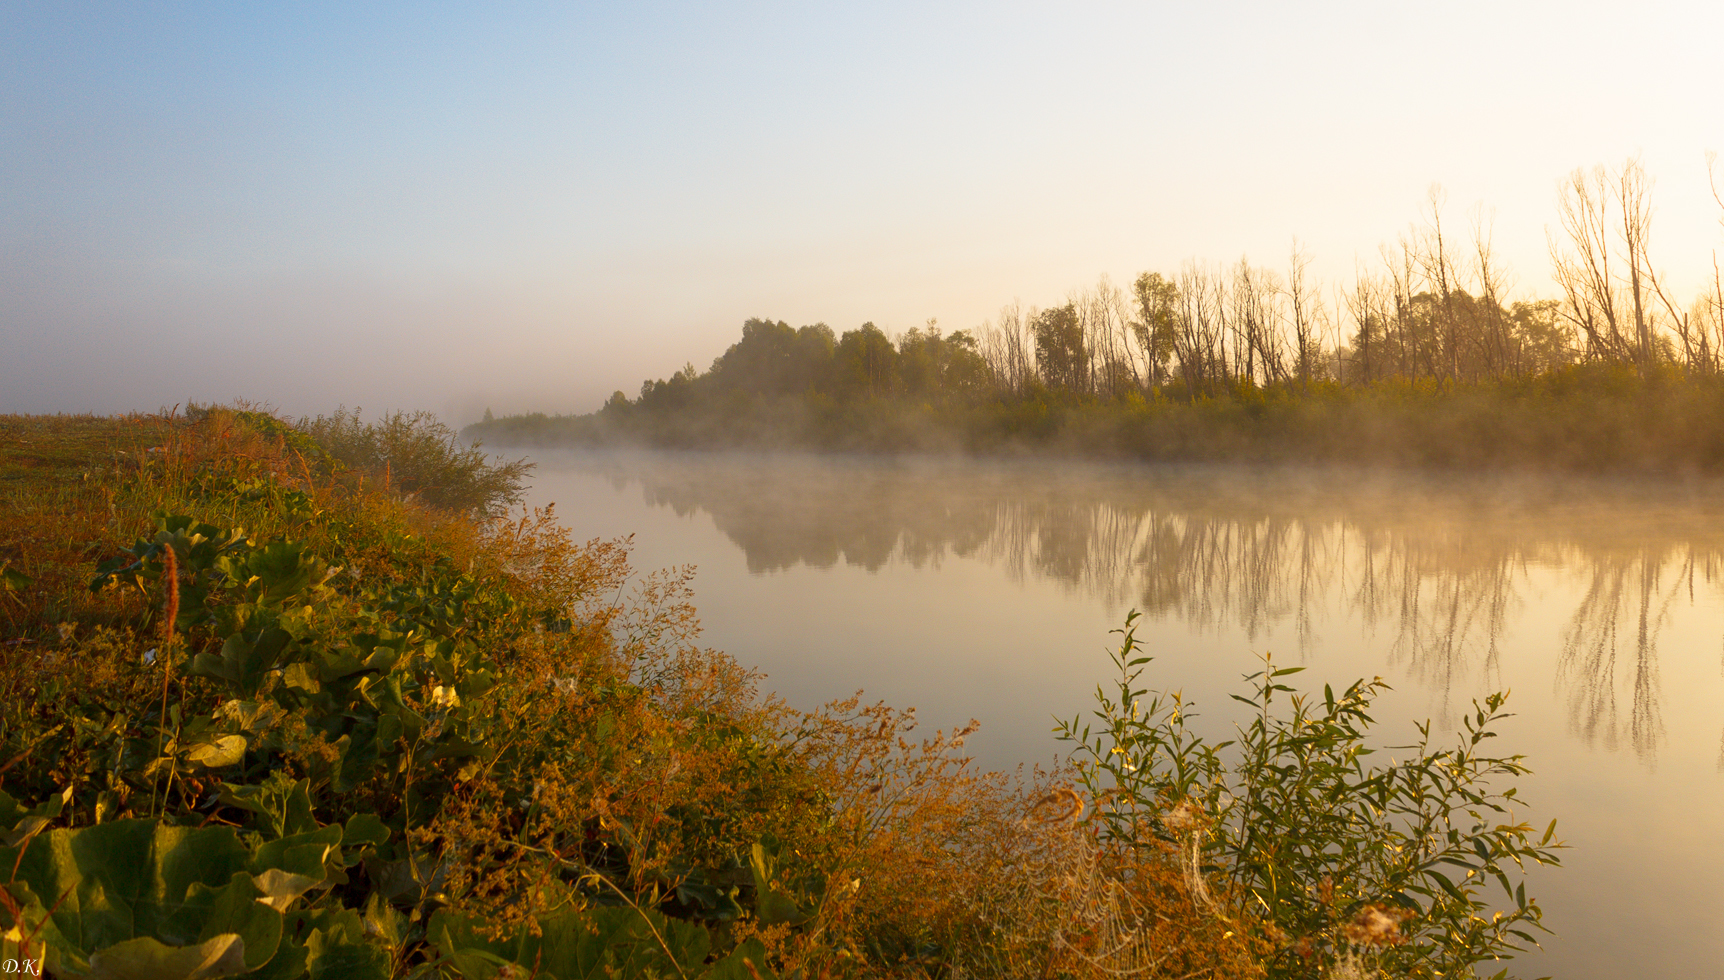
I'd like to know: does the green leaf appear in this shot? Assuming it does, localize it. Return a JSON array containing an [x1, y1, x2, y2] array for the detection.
[[248, 869, 322, 913], [216, 777, 316, 839], [432, 905, 711, 980], [750, 842, 812, 927], [250, 824, 342, 883], [83, 934, 250, 980], [304, 925, 390, 980], [184, 736, 247, 769], [705, 938, 777, 980], [341, 813, 389, 849], [195, 875, 282, 970], [1, 820, 255, 959], [1428, 870, 1471, 905], [1, 563, 31, 591], [281, 663, 321, 695]]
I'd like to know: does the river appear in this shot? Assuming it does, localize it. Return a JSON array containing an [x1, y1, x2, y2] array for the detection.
[[519, 448, 1724, 980]]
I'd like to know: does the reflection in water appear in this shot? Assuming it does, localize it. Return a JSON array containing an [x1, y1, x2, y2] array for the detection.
[[570, 452, 1724, 764], [1560, 548, 1707, 765]]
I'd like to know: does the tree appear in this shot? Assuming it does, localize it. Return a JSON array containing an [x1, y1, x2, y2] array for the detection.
[[1549, 157, 1682, 372], [1287, 241, 1324, 387], [1131, 272, 1179, 388], [835, 322, 899, 397], [1032, 303, 1087, 393], [1508, 299, 1576, 374]]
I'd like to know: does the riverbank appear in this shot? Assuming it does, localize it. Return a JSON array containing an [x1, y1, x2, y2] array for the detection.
[[469, 365, 1724, 476], [1, 409, 1558, 980]]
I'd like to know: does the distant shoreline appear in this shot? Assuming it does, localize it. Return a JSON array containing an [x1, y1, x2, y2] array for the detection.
[[468, 366, 1724, 478]]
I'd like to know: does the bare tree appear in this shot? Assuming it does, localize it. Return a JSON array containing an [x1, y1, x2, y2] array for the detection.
[[1343, 267, 1390, 384], [1693, 153, 1724, 373], [1470, 205, 1515, 376], [1174, 262, 1227, 398], [1227, 258, 1287, 386], [1382, 235, 1423, 378], [981, 300, 1035, 393], [1077, 275, 1137, 398], [1418, 187, 1467, 381], [1549, 157, 1680, 372], [1287, 239, 1325, 387]]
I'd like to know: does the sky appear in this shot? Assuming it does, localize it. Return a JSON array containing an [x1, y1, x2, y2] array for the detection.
[[5, 1, 1724, 423]]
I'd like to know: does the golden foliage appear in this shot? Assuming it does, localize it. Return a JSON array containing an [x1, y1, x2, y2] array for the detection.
[[2, 406, 1277, 980]]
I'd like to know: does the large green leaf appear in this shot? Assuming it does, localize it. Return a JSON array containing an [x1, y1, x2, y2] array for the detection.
[[190, 628, 292, 698], [304, 928, 390, 980], [185, 735, 248, 769], [82, 934, 248, 980], [0, 819, 376, 979], [2, 821, 252, 952], [192, 874, 282, 971], [215, 776, 317, 840]]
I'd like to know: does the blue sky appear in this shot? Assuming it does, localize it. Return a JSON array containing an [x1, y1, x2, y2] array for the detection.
[[5, 1, 1723, 420]]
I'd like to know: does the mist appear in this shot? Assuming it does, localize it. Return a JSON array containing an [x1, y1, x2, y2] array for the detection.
[[518, 447, 1724, 978]]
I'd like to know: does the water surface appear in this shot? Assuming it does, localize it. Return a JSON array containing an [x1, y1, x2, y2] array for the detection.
[[521, 449, 1724, 980]]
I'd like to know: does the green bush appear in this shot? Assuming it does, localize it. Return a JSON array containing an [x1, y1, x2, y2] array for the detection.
[[299, 408, 531, 516], [1059, 612, 1564, 980]]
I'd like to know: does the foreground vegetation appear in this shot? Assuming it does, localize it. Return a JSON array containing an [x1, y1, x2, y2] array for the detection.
[[2, 408, 1560, 979]]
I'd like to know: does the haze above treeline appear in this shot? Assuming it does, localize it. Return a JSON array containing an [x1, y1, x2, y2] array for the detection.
[[4, 4, 1722, 421], [548, 158, 1724, 409], [470, 156, 1724, 472]]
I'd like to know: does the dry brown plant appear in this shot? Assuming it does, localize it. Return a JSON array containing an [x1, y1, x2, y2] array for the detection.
[[944, 780, 1262, 980]]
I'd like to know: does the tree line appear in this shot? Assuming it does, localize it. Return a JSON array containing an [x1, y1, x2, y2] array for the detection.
[[598, 157, 1724, 416], [464, 156, 1724, 469]]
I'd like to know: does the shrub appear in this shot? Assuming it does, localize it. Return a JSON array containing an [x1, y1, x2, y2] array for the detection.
[[299, 407, 532, 516], [1059, 612, 1564, 980]]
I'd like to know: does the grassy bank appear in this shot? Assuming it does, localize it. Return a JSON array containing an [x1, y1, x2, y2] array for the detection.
[[471, 364, 1724, 476], [1, 409, 1559, 979]]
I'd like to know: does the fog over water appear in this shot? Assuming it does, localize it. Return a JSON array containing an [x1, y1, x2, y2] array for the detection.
[[519, 449, 1724, 980]]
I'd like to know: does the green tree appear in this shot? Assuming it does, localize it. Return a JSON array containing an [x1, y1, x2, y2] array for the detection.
[[897, 323, 990, 398], [1509, 299, 1577, 375], [834, 322, 899, 397], [1131, 272, 1179, 387], [1033, 303, 1087, 393]]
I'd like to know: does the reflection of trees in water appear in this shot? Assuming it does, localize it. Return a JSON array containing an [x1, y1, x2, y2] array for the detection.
[[980, 505, 1521, 720], [1554, 547, 1724, 765], [584, 456, 1724, 762], [1350, 531, 1523, 723]]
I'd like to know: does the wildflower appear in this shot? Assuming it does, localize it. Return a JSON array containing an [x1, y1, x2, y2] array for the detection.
[[429, 685, 460, 710]]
